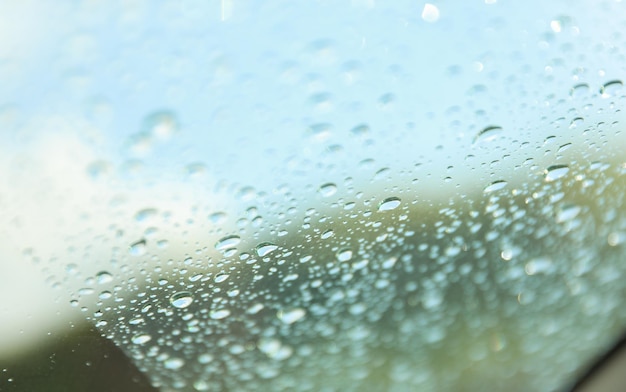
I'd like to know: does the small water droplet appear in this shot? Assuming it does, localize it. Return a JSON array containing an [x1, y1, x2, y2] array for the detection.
[[556, 204, 581, 223], [321, 229, 334, 239], [209, 212, 227, 224], [132, 334, 152, 344], [129, 239, 146, 256], [134, 208, 157, 222], [545, 165, 570, 182], [143, 110, 178, 140], [96, 271, 113, 284], [169, 291, 194, 309], [569, 83, 589, 98], [164, 357, 185, 370], [483, 180, 507, 194], [278, 308, 306, 324], [214, 273, 229, 283], [473, 125, 503, 144], [256, 242, 278, 257], [210, 309, 231, 320], [215, 235, 241, 251], [378, 197, 401, 212], [350, 123, 370, 137], [318, 183, 337, 197], [336, 249, 353, 262]]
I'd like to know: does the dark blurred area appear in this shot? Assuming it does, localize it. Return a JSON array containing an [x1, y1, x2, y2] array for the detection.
[[0, 326, 156, 392]]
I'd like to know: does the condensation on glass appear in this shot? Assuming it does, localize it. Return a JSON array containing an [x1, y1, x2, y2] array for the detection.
[[1, 0, 626, 391]]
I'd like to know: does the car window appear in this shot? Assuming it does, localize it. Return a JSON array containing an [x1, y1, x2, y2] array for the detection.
[[1, 1, 626, 391]]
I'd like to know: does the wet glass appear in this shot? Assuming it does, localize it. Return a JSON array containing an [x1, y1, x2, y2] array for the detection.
[[1, 1, 626, 391]]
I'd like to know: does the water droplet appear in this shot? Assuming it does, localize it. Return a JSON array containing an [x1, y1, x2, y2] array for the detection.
[[569, 83, 589, 97], [129, 239, 147, 256], [132, 334, 152, 345], [421, 3, 440, 23], [545, 165, 570, 182], [143, 110, 178, 140], [336, 249, 353, 262], [169, 291, 194, 309], [483, 180, 508, 194], [378, 197, 401, 212], [215, 235, 241, 251], [278, 308, 306, 324], [473, 125, 503, 144], [600, 79, 623, 97], [96, 271, 113, 284], [209, 212, 227, 224], [350, 123, 370, 137], [210, 309, 231, 320], [134, 208, 157, 222], [256, 242, 278, 257], [214, 273, 229, 283], [321, 229, 334, 239], [318, 183, 337, 197], [556, 204, 581, 223], [164, 357, 185, 370]]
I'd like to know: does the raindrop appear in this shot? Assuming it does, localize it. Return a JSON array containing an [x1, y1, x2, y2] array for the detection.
[[256, 242, 278, 257], [164, 357, 185, 370], [473, 125, 503, 144], [143, 110, 178, 140], [483, 180, 508, 194], [169, 291, 194, 309], [209, 212, 227, 224], [134, 208, 157, 222], [569, 83, 589, 97], [210, 309, 231, 320], [544, 165, 570, 182], [599, 79, 623, 97], [215, 235, 241, 251], [321, 229, 334, 239], [132, 334, 152, 345], [95, 271, 113, 284], [350, 124, 370, 137], [129, 239, 147, 256], [336, 249, 353, 262], [278, 308, 306, 324], [318, 183, 337, 197], [556, 204, 581, 223], [378, 197, 401, 212], [214, 273, 229, 283]]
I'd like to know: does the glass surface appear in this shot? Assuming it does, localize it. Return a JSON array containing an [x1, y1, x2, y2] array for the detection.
[[1, 1, 626, 391]]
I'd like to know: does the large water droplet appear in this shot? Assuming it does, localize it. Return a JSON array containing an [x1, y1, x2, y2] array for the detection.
[[143, 110, 179, 140], [129, 239, 147, 256], [278, 308, 306, 324], [378, 197, 401, 212], [483, 180, 508, 194], [600, 79, 623, 98], [336, 249, 353, 262], [318, 182, 337, 197], [256, 242, 278, 257], [473, 125, 503, 144], [169, 291, 194, 309], [215, 235, 241, 251], [210, 309, 231, 320], [132, 334, 152, 345], [96, 271, 113, 284], [163, 357, 185, 370], [545, 165, 570, 182]]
